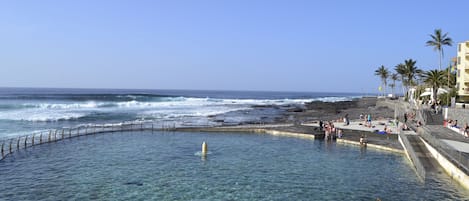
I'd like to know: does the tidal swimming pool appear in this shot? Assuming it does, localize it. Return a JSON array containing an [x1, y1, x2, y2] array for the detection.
[[0, 131, 468, 200]]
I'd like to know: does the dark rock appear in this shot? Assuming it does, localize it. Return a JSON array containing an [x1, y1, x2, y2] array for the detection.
[[287, 107, 305, 112], [124, 181, 144, 186], [252, 104, 274, 108]]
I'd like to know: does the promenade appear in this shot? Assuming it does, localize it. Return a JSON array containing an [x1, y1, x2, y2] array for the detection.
[[426, 125, 469, 153], [419, 124, 469, 174]]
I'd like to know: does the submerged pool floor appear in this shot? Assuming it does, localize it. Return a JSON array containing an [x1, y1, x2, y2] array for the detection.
[[0, 131, 468, 201]]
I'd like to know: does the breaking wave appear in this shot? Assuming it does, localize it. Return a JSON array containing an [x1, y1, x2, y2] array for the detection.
[[0, 93, 359, 122]]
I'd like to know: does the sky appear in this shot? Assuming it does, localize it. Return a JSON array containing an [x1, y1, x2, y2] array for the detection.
[[0, 0, 468, 93]]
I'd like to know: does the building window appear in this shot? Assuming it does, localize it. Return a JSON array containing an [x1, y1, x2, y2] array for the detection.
[[457, 83, 460, 90], [458, 69, 460, 77], [458, 57, 461, 65], [459, 43, 461, 52]]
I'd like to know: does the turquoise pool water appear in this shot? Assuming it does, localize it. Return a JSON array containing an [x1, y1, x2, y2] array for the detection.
[[0, 131, 468, 200]]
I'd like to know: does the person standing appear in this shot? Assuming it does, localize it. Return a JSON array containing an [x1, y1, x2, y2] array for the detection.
[[367, 114, 372, 127], [395, 117, 399, 130]]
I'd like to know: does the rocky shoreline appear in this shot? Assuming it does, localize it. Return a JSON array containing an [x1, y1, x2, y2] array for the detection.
[[278, 96, 394, 124], [184, 97, 403, 152]]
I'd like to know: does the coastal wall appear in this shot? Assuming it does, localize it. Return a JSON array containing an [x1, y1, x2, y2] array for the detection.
[[336, 138, 404, 154], [174, 126, 320, 140], [397, 133, 426, 181], [379, 99, 469, 189], [420, 137, 469, 189], [447, 108, 469, 124], [376, 99, 411, 120]]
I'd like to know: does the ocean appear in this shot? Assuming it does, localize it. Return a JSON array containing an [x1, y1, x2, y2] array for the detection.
[[0, 87, 361, 139], [2, 88, 469, 200]]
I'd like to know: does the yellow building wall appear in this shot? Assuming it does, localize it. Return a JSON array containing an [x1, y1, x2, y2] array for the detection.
[[456, 41, 469, 102]]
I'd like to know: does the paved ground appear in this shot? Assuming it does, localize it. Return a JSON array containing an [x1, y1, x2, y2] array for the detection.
[[304, 119, 401, 134], [303, 119, 403, 150], [407, 135, 440, 173], [441, 140, 469, 153], [425, 125, 469, 147], [420, 124, 469, 173]]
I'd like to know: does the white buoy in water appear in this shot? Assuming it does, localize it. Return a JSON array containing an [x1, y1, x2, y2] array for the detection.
[[202, 141, 208, 155]]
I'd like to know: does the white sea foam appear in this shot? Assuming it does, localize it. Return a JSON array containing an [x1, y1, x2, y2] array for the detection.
[[139, 106, 251, 119], [0, 129, 50, 139], [0, 109, 85, 121], [0, 96, 358, 122], [22, 101, 101, 109]]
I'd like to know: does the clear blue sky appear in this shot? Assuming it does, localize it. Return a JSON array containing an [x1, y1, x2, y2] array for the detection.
[[1, 0, 467, 93]]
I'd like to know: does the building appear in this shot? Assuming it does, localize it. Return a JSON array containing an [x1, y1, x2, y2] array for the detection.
[[456, 41, 469, 103]]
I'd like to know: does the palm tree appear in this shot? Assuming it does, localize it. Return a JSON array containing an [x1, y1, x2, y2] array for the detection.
[[403, 59, 422, 88], [443, 66, 456, 87], [394, 59, 422, 99], [395, 63, 407, 94], [426, 29, 453, 70], [423, 70, 446, 103], [390, 73, 399, 96], [374, 65, 389, 96]]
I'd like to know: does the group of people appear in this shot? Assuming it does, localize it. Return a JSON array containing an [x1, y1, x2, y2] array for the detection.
[[382, 125, 393, 134], [400, 112, 420, 130], [319, 120, 343, 140], [447, 119, 458, 128], [359, 113, 373, 127], [447, 119, 469, 138], [428, 99, 442, 114], [401, 123, 410, 131], [403, 112, 416, 122]]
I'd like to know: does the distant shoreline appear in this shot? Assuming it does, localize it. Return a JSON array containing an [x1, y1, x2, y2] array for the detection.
[[178, 97, 402, 153]]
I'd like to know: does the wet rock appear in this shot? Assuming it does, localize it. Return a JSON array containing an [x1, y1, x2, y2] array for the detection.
[[124, 181, 144, 186]]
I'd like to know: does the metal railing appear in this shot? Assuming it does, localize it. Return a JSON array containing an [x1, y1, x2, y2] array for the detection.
[[0, 122, 181, 161], [384, 101, 469, 176], [417, 127, 469, 175]]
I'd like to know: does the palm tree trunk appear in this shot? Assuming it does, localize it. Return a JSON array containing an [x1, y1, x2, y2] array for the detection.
[[384, 81, 387, 96], [380, 79, 385, 95], [439, 50, 442, 71], [400, 85, 403, 96]]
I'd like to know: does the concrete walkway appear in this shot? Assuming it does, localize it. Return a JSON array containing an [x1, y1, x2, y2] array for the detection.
[[441, 140, 469, 153], [303, 119, 401, 134], [420, 124, 469, 174], [425, 125, 469, 151]]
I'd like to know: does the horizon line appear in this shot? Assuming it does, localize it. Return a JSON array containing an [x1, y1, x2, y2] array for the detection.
[[0, 86, 374, 95]]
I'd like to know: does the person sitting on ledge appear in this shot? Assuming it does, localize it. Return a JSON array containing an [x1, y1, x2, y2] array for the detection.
[[385, 126, 392, 134], [337, 129, 343, 138], [417, 120, 423, 127], [401, 124, 410, 131], [379, 125, 390, 134], [451, 120, 459, 128], [462, 123, 468, 138]]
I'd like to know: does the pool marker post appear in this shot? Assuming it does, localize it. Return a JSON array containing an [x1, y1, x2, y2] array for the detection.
[[202, 141, 208, 156]]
